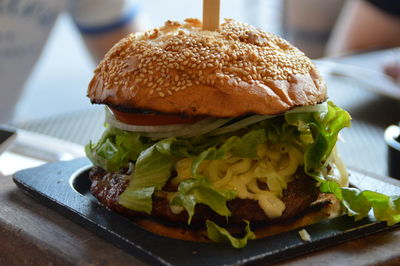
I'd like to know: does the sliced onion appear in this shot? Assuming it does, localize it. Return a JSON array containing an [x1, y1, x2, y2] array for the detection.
[[141, 117, 231, 138], [286, 102, 328, 114], [105, 103, 327, 138], [179, 118, 232, 138], [209, 102, 328, 136], [209, 115, 274, 136], [105, 108, 232, 138]]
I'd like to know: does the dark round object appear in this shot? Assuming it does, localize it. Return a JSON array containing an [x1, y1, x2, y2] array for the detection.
[[384, 125, 400, 179]]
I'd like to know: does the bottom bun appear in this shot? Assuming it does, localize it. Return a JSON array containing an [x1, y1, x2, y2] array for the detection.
[[132, 193, 341, 242]]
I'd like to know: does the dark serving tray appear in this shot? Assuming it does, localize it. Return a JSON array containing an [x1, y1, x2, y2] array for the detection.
[[13, 158, 400, 266]]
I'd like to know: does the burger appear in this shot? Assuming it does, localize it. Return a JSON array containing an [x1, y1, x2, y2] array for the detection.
[[85, 19, 399, 248]]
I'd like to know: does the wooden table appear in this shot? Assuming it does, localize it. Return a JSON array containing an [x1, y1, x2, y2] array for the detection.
[[2, 49, 400, 265], [0, 175, 145, 266]]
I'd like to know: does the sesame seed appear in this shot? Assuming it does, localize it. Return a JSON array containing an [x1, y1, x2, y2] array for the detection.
[[94, 19, 314, 100]]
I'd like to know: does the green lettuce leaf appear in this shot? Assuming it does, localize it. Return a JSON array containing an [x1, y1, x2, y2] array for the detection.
[[206, 220, 256, 248], [320, 181, 400, 225], [86, 102, 354, 229], [85, 126, 151, 172], [285, 101, 351, 179], [191, 129, 267, 178], [83, 101, 400, 248], [118, 187, 155, 214], [171, 178, 236, 224], [117, 138, 176, 214]]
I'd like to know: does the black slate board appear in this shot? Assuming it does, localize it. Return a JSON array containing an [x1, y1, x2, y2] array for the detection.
[[12, 158, 400, 266]]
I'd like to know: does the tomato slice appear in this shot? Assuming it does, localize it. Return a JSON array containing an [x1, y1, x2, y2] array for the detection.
[[110, 108, 204, 125]]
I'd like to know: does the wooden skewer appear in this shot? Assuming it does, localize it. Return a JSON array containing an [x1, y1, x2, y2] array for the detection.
[[203, 0, 220, 30]]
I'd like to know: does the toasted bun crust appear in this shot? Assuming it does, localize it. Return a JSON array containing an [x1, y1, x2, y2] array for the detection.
[[134, 193, 342, 242], [88, 19, 327, 117]]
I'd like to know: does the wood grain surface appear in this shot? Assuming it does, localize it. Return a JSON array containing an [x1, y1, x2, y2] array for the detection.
[[0, 175, 146, 266], [1, 165, 400, 265]]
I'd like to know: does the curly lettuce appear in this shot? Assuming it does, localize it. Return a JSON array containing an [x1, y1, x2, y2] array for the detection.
[[118, 139, 176, 213], [285, 102, 352, 179], [171, 177, 236, 223], [320, 181, 400, 226], [85, 126, 152, 172], [206, 220, 256, 248]]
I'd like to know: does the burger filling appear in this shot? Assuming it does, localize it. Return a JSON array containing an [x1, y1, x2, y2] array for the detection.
[[85, 101, 400, 248]]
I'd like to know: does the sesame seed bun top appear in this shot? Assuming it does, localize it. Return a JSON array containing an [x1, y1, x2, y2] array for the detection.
[[88, 18, 327, 117]]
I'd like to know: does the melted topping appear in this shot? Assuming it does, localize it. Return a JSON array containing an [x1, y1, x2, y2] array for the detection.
[[171, 143, 304, 218]]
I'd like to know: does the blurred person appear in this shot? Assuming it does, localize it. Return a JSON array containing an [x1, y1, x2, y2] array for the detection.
[[326, 0, 400, 56], [0, 0, 147, 124]]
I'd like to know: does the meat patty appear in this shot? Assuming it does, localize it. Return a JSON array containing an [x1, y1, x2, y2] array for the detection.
[[89, 166, 319, 225]]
